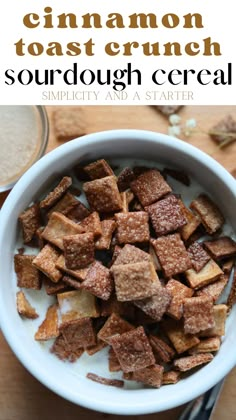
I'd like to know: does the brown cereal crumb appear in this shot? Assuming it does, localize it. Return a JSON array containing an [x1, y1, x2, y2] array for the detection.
[[56, 254, 90, 280], [130, 169, 172, 207], [63, 232, 95, 270], [57, 290, 99, 325], [166, 279, 193, 320], [196, 274, 228, 302], [79, 212, 102, 238], [17, 247, 25, 255], [189, 337, 221, 354], [149, 335, 175, 363], [111, 261, 160, 301], [183, 296, 215, 335], [163, 168, 190, 186], [83, 176, 122, 213], [35, 304, 59, 341], [86, 340, 107, 356], [32, 244, 62, 283], [173, 353, 213, 372], [95, 220, 116, 250], [125, 365, 164, 388], [113, 244, 150, 266], [53, 108, 86, 142], [60, 317, 96, 349], [134, 287, 171, 321], [51, 334, 84, 362], [81, 261, 113, 300], [62, 275, 82, 290], [86, 373, 124, 388], [14, 254, 42, 289], [84, 159, 114, 180], [98, 313, 134, 344], [162, 370, 181, 385], [110, 326, 155, 372], [147, 195, 187, 236], [209, 115, 236, 145], [227, 270, 236, 311], [204, 237, 236, 261], [188, 242, 210, 272], [44, 277, 69, 295], [47, 193, 78, 218], [178, 201, 201, 242], [151, 234, 192, 278], [185, 259, 223, 289], [40, 177, 72, 210], [164, 320, 200, 354], [115, 211, 150, 244], [190, 194, 224, 235], [19, 203, 41, 243], [65, 200, 90, 222], [42, 212, 84, 250], [108, 348, 121, 372], [200, 304, 228, 337], [16, 291, 39, 319], [222, 258, 235, 274], [117, 167, 135, 192]]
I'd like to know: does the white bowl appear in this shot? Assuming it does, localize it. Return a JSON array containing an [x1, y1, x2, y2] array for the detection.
[[0, 130, 235, 415]]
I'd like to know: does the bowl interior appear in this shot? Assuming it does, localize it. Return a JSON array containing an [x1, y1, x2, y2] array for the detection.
[[0, 130, 235, 415]]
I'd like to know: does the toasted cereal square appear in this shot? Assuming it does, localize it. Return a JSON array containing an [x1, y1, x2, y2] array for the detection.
[[190, 194, 224, 234], [42, 212, 84, 250], [87, 340, 107, 356], [178, 201, 201, 241], [164, 320, 200, 353], [47, 192, 78, 218], [66, 200, 90, 222], [51, 334, 84, 362], [149, 244, 162, 271], [19, 203, 41, 243], [183, 296, 215, 334], [173, 353, 213, 372], [111, 261, 160, 301], [16, 291, 38, 319], [189, 337, 221, 354], [117, 167, 135, 192], [130, 169, 172, 207], [95, 220, 116, 250], [156, 105, 183, 116], [32, 244, 62, 283], [60, 317, 96, 349], [83, 176, 122, 213], [108, 348, 121, 372], [147, 195, 187, 236], [166, 279, 193, 320], [79, 212, 102, 238], [35, 304, 59, 340], [53, 108, 86, 142], [57, 290, 99, 325], [81, 261, 113, 300], [35, 227, 45, 249], [200, 304, 227, 337], [204, 237, 236, 261], [187, 242, 210, 272], [222, 258, 235, 274], [63, 232, 95, 270], [44, 277, 69, 295], [134, 287, 171, 321], [185, 259, 223, 289], [62, 275, 82, 290], [149, 335, 175, 363], [115, 212, 150, 244], [98, 313, 134, 344], [100, 294, 135, 320], [196, 274, 228, 302], [40, 177, 72, 210], [209, 115, 236, 145], [113, 244, 150, 266], [162, 371, 181, 385], [14, 254, 42, 289], [227, 269, 236, 311], [84, 159, 114, 180], [126, 365, 164, 388], [120, 192, 129, 213], [56, 254, 89, 280], [151, 234, 192, 278], [110, 326, 155, 372]]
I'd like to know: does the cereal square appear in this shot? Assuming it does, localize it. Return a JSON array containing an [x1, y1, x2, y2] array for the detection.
[[125, 365, 164, 388], [188, 337, 221, 354], [117, 167, 135, 192], [98, 313, 134, 344], [178, 201, 201, 242], [115, 212, 150, 244], [87, 340, 107, 356], [196, 274, 228, 302], [95, 220, 116, 250], [14, 254, 42, 289], [83, 176, 122, 213], [204, 237, 236, 261], [200, 304, 227, 337], [57, 290, 99, 325], [51, 334, 84, 362], [19, 203, 41, 243], [56, 254, 90, 280], [147, 195, 187, 236], [108, 348, 121, 372], [130, 169, 172, 206], [110, 326, 155, 372], [60, 317, 96, 349], [66, 200, 90, 222], [44, 277, 69, 295], [149, 335, 175, 363], [151, 234, 192, 278], [190, 194, 224, 234], [111, 261, 160, 301], [63, 232, 95, 269], [112, 244, 150, 266], [166, 279, 193, 320], [32, 244, 62, 283], [81, 261, 113, 300], [183, 296, 215, 334], [53, 108, 86, 142], [100, 294, 135, 320], [42, 212, 84, 250], [62, 275, 82, 290], [16, 291, 38, 319], [156, 105, 183, 116], [35, 304, 59, 341], [134, 287, 171, 321], [79, 212, 102, 238], [227, 270, 236, 311], [40, 176, 72, 210], [84, 159, 114, 180], [162, 371, 181, 385], [222, 258, 235, 274], [173, 353, 213, 372], [209, 115, 236, 145], [164, 320, 200, 353], [185, 259, 223, 289], [47, 192, 78, 218], [187, 242, 210, 272]]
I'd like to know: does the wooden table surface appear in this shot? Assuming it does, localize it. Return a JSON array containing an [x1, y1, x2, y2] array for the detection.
[[0, 105, 236, 420]]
